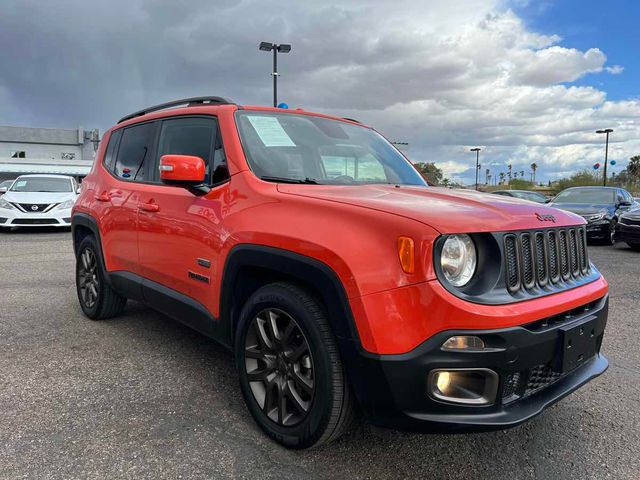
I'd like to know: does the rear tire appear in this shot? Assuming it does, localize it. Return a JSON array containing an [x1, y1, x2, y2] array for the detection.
[[235, 282, 354, 449], [627, 242, 640, 251], [75, 235, 126, 319]]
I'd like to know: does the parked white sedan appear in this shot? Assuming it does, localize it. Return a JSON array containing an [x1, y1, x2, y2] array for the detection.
[[0, 174, 79, 228]]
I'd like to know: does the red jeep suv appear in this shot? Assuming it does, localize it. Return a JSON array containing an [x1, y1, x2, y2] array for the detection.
[[72, 97, 609, 448]]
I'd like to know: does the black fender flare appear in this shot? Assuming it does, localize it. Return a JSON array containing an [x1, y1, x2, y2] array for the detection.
[[219, 244, 362, 347]]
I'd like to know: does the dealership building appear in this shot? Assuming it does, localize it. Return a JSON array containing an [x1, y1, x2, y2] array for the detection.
[[0, 125, 99, 182]]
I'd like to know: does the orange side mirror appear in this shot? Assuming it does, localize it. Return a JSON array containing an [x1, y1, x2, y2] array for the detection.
[[159, 154, 205, 184]]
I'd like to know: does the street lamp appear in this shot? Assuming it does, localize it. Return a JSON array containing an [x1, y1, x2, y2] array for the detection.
[[596, 128, 613, 186], [470, 148, 481, 190], [259, 42, 292, 107]]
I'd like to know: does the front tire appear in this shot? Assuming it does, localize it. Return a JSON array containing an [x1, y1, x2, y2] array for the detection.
[[75, 235, 126, 319], [235, 282, 354, 449], [605, 219, 617, 245]]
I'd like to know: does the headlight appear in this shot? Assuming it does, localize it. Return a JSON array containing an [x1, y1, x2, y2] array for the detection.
[[441, 234, 477, 287], [56, 199, 76, 209], [584, 211, 606, 222], [0, 197, 15, 210]]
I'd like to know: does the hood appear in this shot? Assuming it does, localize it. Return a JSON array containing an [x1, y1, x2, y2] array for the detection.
[[549, 203, 612, 216], [2, 191, 77, 204], [277, 184, 583, 233]]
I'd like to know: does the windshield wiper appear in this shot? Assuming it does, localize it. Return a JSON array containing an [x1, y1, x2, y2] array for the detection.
[[260, 176, 319, 184]]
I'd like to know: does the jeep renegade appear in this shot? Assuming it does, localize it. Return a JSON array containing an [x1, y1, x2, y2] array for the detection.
[[72, 96, 609, 449]]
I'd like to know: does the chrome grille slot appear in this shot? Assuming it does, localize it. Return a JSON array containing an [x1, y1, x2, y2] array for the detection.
[[504, 234, 520, 293], [558, 230, 570, 280], [521, 233, 535, 289], [569, 229, 580, 277], [535, 232, 548, 286], [548, 230, 559, 283]]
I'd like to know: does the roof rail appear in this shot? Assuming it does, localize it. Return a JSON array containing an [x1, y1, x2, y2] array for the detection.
[[117, 96, 235, 124]]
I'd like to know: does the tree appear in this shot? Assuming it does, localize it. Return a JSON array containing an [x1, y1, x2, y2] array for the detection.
[[499, 172, 505, 184], [508, 164, 513, 181], [531, 163, 538, 183], [628, 155, 640, 184], [414, 162, 444, 185]]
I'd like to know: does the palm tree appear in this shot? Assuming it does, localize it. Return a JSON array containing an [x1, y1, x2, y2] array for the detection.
[[499, 172, 505, 184], [508, 164, 513, 182], [485, 168, 490, 184], [531, 163, 538, 184], [628, 155, 640, 185]]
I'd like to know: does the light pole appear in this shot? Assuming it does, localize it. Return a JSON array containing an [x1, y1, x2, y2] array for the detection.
[[596, 128, 613, 186], [470, 148, 481, 190], [259, 42, 292, 107]]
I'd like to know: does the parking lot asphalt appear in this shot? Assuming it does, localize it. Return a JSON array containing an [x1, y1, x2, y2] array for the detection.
[[1, 228, 639, 480]]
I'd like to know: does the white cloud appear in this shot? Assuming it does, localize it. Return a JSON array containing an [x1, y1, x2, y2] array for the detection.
[[0, 0, 636, 184], [606, 65, 624, 74]]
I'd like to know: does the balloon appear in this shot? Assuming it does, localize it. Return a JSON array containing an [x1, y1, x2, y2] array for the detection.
[[610, 160, 616, 166], [593, 163, 600, 170], [277, 102, 289, 109]]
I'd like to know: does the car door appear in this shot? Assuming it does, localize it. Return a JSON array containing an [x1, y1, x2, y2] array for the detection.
[[137, 116, 230, 316], [93, 122, 159, 274]]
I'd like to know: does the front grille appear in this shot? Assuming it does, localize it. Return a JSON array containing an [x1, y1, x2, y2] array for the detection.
[[503, 226, 589, 296], [13, 203, 53, 213], [11, 218, 59, 225], [502, 364, 563, 404]]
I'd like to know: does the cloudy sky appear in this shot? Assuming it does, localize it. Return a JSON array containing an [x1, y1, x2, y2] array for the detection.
[[1, 0, 638, 184]]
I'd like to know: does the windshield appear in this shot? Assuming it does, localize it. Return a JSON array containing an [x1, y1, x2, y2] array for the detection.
[[514, 191, 546, 202], [0, 180, 13, 189], [553, 188, 615, 204], [236, 112, 427, 186], [10, 177, 72, 193]]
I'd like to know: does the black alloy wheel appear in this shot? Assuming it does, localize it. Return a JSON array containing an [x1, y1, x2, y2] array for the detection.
[[235, 282, 354, 449], [244, 308, 315, 426], [78, 247, 99, 309], [75, 235, 127, 320]]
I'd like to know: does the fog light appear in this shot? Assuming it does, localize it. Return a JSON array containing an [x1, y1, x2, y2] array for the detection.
[[429, 368, 498, 405], [441, 336, 485, 351]]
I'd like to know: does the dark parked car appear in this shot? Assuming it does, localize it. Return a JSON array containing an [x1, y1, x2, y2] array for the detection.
[[615, 208, 640, 250], [492, 190, 549, 203], [549, 186, 637, 244]]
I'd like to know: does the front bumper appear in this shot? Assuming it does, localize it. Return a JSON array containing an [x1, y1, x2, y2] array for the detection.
[[0, 207, 72, 227], [585, 220, 610, 239], [615, 221, 640, 244], [346, 295, 608, 432]]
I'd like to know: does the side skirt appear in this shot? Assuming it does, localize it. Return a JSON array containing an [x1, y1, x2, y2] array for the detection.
[[108, 271, 230, 349]]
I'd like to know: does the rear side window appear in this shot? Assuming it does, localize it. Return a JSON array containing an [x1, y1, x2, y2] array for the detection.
[[157, 117, 229, 185], [103, 129, 122, 172], [114, 122, 157, 181]]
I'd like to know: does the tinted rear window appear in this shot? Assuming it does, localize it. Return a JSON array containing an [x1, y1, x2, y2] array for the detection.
[[114, 122, 157, 181]]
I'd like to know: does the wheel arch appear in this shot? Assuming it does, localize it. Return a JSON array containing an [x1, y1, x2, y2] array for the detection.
[[219, 244, 361, 348], [71, 213, 111, 284]]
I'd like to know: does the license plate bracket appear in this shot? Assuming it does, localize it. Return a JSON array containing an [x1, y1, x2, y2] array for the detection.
[[559, 316, 598, 373]]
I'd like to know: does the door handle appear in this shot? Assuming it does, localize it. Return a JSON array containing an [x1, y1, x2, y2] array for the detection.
[[95, 191, 122, 202], [95, 193, 110, 202], [139, 202, 160, 213]]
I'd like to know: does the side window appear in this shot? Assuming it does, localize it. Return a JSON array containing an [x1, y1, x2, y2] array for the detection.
[[114, 122, 157, 181], [157, 117, 229, 185], [103, 129, 122, 172]]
